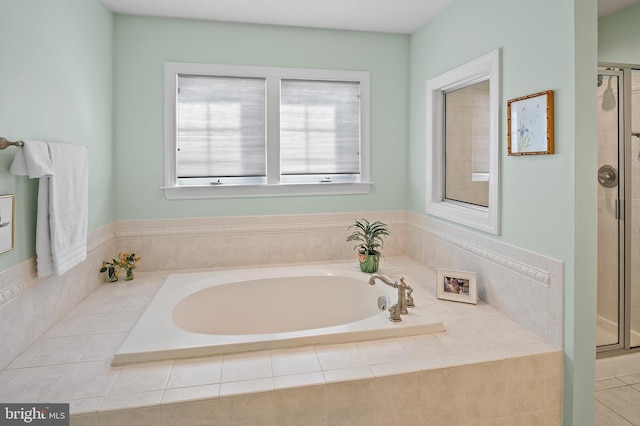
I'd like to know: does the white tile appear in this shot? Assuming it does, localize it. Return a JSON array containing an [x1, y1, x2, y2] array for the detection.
[[221, 351, 271, 383], [370, 360, 420, 377], [270, 347, 321, 377], [0, 364, 73, 402], [396, 333, 454, 359], [108, 361, 173, 396], [315, 343, 368, 370], [48, 361, 119, 401], [79, 332, 128, 362], [100, 391, 163, 411], [166, 356, 223, 389], [8, 335, 95, 368], [219, 378, 274, 397], [415, 355, 465, 371], [322, 366, 374, 384], [357, 338, 411, 365], [64, 397, 104, 415], [273, 372, 325, 390], [161, 384, 220, 404]]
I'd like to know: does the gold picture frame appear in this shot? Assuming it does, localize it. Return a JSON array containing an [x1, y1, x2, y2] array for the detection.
[[436, 268, 478, 304], [507, 90, 554, 155], [0, 194, 15, 254]]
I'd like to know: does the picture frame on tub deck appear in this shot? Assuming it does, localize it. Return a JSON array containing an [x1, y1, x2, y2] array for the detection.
[[507, 89, 554, 155], [436, 268, 478, 304], [0, 194, 15, 254]]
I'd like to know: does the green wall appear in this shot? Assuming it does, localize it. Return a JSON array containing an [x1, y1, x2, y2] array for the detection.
[[599, 2, 640, 63], [0, 0, 114, 270], [113, 16, 410, 220], [0, 2, 601, 424], [408, 0, 597, 424]]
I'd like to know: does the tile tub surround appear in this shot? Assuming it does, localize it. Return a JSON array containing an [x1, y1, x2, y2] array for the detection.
[[114, 210, 563, 348], [406, 211, 564, 348], [0, 223, 115, 371], [0, 258, 562, 425]]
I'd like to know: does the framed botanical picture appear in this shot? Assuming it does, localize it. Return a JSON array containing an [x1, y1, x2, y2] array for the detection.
[[436, 268, 478, 304], [0, 194, 15, 254], [507, 90, 554, 155]]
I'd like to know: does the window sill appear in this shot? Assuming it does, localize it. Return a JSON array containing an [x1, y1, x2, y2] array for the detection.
[[162, 182, 372, 200]]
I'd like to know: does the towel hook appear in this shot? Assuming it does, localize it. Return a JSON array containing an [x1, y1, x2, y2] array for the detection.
[[0, 138, 24, 150]]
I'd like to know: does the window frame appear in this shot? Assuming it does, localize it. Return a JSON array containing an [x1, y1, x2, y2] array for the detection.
[[163, 62, 371, 200]]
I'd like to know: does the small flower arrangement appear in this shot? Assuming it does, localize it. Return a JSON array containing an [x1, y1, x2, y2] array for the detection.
[[99, 252, 141, 282]]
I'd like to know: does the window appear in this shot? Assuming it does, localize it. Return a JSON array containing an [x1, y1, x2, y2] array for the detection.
[[164, 63, 371, 199]]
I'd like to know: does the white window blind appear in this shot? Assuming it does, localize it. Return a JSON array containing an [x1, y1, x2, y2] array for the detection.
[[164, 62, 371, 199], [280, 79, 361, 176], [176, 74, 266, 179]]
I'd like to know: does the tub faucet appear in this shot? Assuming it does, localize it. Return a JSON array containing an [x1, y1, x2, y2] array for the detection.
[[368, 274, 414, 322]]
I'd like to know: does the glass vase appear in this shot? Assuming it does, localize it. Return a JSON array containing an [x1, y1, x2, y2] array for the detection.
[[125, 269, 134, 281], [107, 267, 118, 282]]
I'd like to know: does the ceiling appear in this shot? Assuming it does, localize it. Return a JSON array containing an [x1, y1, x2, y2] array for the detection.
[[101, 0, 640, 34]]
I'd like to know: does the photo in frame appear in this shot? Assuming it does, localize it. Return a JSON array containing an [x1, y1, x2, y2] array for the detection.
[[436, 268, 478, 304], [0, 194, 15, 254], [507, 90, 554, 155]]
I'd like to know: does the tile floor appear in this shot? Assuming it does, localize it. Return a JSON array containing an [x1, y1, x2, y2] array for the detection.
[[596, 372, 640, 425]]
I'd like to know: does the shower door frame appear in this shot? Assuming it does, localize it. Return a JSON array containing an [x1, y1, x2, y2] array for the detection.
[[597, 64, 636, 358]]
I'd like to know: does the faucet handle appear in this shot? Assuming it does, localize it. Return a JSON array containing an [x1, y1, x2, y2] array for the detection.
[[405, 286, 415, 308], [388, 304, 402, 322]]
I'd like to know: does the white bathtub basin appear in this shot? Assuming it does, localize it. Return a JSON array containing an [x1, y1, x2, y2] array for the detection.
[[113, 263, 444, 365]]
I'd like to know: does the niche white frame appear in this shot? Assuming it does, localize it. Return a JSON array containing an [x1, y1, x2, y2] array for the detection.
[[425, 49, 500, 234]]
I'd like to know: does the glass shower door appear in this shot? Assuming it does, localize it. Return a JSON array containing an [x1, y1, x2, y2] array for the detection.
[[596, 70, 623, 350], [630, 69, 640, 349]]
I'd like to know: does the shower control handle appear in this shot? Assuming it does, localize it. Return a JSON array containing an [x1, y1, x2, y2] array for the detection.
[[598, 165, 618, 188]]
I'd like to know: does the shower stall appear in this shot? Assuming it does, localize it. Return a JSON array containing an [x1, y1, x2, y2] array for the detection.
[[596, 66, 640, 363]]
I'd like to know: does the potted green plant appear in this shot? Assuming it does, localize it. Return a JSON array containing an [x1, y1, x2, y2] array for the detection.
[[346, 218, 390, 273]]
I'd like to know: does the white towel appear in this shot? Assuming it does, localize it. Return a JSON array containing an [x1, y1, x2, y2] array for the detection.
[[10, 140, 88, 277]]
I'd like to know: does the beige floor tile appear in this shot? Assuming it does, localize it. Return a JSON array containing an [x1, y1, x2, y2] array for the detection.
[[596, 386, 640, 424], [618, 372, 640, 385], [595, 400, 634, 426], [596, 377, 627, 391]]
